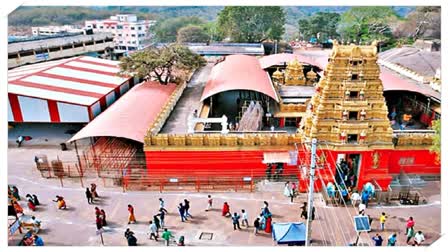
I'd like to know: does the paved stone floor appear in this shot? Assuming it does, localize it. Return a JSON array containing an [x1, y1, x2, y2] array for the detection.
[[7, 146, 441, 246]]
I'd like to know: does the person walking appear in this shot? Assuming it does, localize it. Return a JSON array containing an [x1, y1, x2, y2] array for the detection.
[[241, 209, 249, 228], [12, 186, 20, 200], [222, 202, 231, 217], [16, 135, 24, 147], [406, 226, 415, 244], [157, 208, 166, 228], [95, 214, 103, 231], [300, 202, 308, 219], [406, 217, 415, 234], [232, 212, 242, 230], [206, 195, 213, 211], [32, 194, 40, 206], [184, 199, 193, 218], [101, 209, 107, 226], [91, 183, 99, 199], [253, 217, 260, 235], [379, 212, 387, 231], [413, 231, 425, 246], [85, 188, 93, 204], [372, 233, 383, 246], [95, 207, 102, 216], [125, 228, 137, 246], [361, 190, 370, 208], [128, 204, 136, 224], [27, 198, 36, 211], [387, 233, 397, 246], [148, 221, 158, 241], [153, 215, 161, 233], [178, 203, 187, 222], [33, 234, 44, 246], [162, 228, 174, 246], [159, 198, 168, 213]]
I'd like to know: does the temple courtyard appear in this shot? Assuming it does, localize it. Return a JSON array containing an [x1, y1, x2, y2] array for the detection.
[[8, 145, 441, 246]]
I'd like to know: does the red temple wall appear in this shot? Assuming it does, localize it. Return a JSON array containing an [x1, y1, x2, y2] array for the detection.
[[145, 147, 439, 191]]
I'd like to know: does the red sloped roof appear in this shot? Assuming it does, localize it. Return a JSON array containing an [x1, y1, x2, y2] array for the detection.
[[69, 81, 177, 143], [259, 53, 325, 70], [201, 55, 279, 102]]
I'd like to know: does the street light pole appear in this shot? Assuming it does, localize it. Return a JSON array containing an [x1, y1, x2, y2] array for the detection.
[[305, 138, 317, 246]]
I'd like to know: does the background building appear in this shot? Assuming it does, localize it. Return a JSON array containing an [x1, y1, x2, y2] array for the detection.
[[31, 25, 86, 36], [85, 14, 156, 52]]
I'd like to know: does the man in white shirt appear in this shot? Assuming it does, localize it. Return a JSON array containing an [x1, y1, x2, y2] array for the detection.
[[350, 192, 361, 206], [241, 209, 249, 227], [413, 231, 425, 246], [358, 203, 366, 213], [148, 220, 158, 241]]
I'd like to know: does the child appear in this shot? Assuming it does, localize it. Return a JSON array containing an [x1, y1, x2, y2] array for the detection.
[[379, 212, 387, 231], [206, 195, 213, 211]]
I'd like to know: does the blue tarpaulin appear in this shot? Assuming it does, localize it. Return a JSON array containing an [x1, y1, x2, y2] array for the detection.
[[272, 222, 306, 245]]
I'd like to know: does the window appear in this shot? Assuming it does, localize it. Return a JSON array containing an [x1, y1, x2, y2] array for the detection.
[[349, 91, 359, 98], [118, 34, 122, 37], [347, 134, 358, 143], [349, 111, 358, 120], [351, 74, 358, 80], [131, 34, 136, 37], [138, 26, 142, 30], [92, 24, 97, 28], [131, 27, 135, 30], [111, 26, 115, 29], [117, 25, 123, 29], [99, 26, 104, 29]]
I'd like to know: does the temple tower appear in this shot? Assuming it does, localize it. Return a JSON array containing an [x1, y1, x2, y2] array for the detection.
[[284, 59, 306, 85], [300, 41, 393, 150]]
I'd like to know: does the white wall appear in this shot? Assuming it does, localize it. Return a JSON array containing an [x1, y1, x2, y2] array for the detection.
[[106, 92, 116, 107], [57, 102, 89, 122], [91, 101, 102, 118], [7, 99, 14, 122], [18, 96, 50, 122], [120, 82, 130, 95]]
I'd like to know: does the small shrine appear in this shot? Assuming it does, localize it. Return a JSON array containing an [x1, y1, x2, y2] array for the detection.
[[300, 41, 393, 150], [284, 59, 306, 85]]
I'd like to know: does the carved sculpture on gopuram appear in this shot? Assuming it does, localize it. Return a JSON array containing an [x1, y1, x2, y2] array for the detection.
[[299, 40, 393, 150]]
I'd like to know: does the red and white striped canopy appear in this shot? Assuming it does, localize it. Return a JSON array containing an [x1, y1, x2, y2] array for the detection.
[[8, 56, 129, 106]]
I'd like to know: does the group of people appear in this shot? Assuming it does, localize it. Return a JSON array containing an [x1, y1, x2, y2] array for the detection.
[[224, 201, 273, 235], [177, 199, 193, 222], [94, 207, 107, 231], [283, 181, 298, 203], [8, 185, 44, 246], [85, 183, 99, 204]]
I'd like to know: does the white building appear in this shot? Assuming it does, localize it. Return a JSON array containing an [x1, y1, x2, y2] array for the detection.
[[85, 14, 156, 52], [32, 25, 86, 36]]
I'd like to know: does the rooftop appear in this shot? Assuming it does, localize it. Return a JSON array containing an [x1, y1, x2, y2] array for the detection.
[[186, 43, 265, 55], [8, 56, 129, 106], [8, 32, 114, 53]]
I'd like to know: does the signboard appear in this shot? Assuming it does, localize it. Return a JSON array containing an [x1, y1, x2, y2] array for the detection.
[[169, 178, 178, 183], [35, 53, 49, 60], [354, 216, 371, 232], [243, 177, 252, 182], [9, 220, 20, 236], [288, 150, 298, 166]]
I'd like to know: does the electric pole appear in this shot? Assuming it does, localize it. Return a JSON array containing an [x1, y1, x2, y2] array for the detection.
[[305, 138, 317, 246]]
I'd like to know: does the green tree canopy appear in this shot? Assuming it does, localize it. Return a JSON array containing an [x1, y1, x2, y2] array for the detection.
[[298, 12, 340, 42], [177, 25, 210, 43], [119, 44, 205, 85], [337, 7, 398, 44], [153, 16, 206, 42], [217, 6, 285, 43]]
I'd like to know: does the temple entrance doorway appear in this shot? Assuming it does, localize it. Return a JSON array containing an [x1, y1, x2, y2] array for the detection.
[[336, 153, 361, 190]]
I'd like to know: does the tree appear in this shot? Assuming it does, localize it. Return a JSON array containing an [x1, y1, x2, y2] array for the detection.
[[153, 16, 206, 42], [119, 44, 206, 85], [177, 25, 210, 43], [298, 12, 341, 42], [337, 7, 398, 44], [217, 6, 285, 43], [430, 119, 441, 163]]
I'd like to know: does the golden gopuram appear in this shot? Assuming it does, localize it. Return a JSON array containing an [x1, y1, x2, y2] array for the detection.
[[300, 41, 394, 150], [283, 59, 306, 85]]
